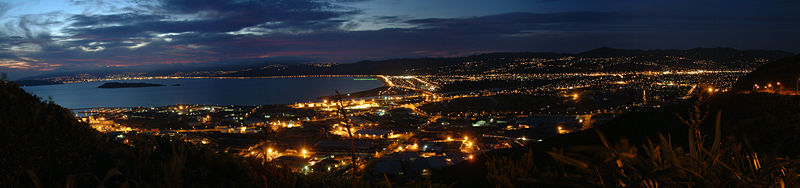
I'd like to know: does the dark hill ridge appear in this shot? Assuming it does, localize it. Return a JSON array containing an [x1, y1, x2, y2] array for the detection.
[[221, 47, 793, 77], [13, 79, 61, 86], [538, 93, 800, 155], [579, 47, 793, 60], [0, 77, 118, 186], [432, 93, 800, 186], [0, 78, 290, 187], [733, 54, 800, 91], [20, 47, 794, 81]]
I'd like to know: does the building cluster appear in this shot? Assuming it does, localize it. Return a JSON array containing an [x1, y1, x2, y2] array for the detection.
[[69, 53, 769, 183]]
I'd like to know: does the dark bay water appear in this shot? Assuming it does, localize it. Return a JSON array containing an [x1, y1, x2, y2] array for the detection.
[[22, 77, 383, 109]]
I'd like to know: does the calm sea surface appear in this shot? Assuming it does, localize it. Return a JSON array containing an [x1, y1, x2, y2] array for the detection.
[[22, 77, 383, 109]]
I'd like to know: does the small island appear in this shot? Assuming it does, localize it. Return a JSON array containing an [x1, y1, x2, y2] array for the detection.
[[98, 82, 166, 88]]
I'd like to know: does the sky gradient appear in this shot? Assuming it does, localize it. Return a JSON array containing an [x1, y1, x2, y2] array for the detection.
[[1, 0, 799, 78]]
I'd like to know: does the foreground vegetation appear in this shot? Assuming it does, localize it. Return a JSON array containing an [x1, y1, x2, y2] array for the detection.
[[0, 74, 437, 187], [434, 93, 800, 187], [0, 75, 293, 187], [486, 100, 800, 187]]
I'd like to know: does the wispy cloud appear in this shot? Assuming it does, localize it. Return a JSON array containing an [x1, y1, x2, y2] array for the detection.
[[0, 0, 797, 75]]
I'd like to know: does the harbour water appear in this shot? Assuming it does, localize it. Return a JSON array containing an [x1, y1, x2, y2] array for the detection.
[[22, 77, 384, 109]]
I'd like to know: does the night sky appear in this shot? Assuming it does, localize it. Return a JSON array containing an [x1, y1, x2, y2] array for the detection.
[[1, 0, 799, 78]]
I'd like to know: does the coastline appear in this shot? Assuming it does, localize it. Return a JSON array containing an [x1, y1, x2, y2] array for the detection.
[[315, 75, 402, 100], [50, 74, 383, 84]]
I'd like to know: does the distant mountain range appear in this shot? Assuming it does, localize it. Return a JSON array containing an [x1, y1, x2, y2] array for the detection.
[[215, 47, 794, 76], [578, 47, 791, 59], [17, 47, 795, 84]]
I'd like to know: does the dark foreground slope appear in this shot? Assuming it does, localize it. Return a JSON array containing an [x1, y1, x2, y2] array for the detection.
[[433, 93, 800, 187], [0, 78, 296, 187], [542, 93, 800, 156], [734, 54, 800, 91], [1, 76, 123, 186]]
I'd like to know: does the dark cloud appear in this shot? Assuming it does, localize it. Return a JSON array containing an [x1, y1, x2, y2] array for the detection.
[[64, 0, 358, 39], [69, 0, 132, 14], [69, 13, 165, 27], [408, 12, 630, 26], [1, 0, 799, 76]]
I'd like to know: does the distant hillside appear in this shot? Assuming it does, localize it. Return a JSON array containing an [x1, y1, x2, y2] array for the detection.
[[13, 79, 61, 86], [579, 47, 793, 60], [222, 47, 793, 76], [20, 47, 794, 82], [733, 54, 800, 91], [221, 52, 566, 76]]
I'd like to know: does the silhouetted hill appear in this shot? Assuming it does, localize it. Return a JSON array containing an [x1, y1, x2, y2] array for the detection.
[[433, 93, 800, 186], [0, 78, 291, 187], [23, 47, 793, 81], [1, 77, 121, 186], [222, 52, 566, 76], [579, 47, 793, 60], [13, 79, 62, 86], [221, 48, 791, 77], [578, 47, 646, 57], [541, 93, 800, 155], [733, 54, 800, 91]]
